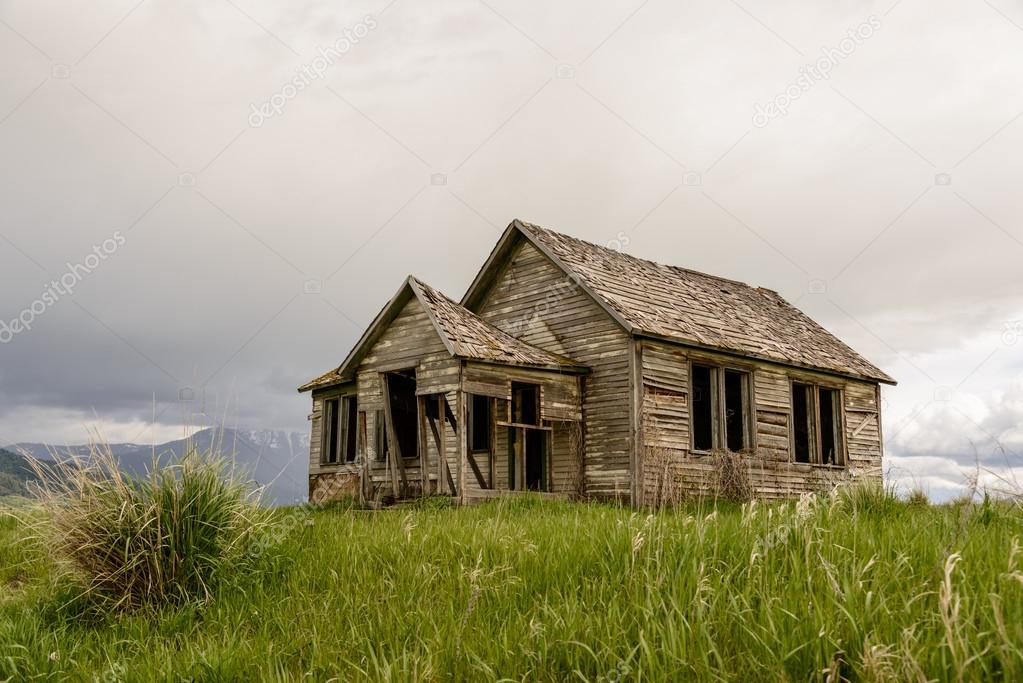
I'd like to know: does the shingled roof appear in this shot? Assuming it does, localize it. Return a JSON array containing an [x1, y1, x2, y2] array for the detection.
[[464, 220, 895, 385], [298, 276, 585, 392]]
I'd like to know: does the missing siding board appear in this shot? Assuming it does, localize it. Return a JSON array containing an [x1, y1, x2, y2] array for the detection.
[[644, 384, 687, 402]]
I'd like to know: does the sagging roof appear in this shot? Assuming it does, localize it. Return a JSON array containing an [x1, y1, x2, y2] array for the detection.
[[462, 220, 896, 385], [298, 275, 586, 392]]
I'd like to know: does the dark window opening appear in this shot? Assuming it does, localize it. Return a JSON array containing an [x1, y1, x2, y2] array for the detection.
[[793, 383, 812, 464], [323, 398, 340, 464], [342, 396, 358, 463], [385, 370, 419, 460], [724, 370, 748, 452], [525, 429, 547, 491], [470, 394, 492, 452], [819, 388, 840, 466], [692, 365, 714, 451], [512, 383, 540, 425]]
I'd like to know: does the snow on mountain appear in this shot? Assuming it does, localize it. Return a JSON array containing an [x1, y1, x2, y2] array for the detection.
[[10, 428, 310, 506]]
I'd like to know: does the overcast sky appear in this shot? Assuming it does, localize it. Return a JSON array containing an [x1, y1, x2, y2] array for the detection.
[[2, 0, 1022, 500]]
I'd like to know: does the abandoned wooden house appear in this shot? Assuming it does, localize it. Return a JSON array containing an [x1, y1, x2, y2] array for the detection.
[[299, 219, 895, 506]]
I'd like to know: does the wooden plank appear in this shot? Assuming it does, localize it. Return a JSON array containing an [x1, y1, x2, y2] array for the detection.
[[850, 409, 877, 439], [358, 410, 368, 501], [457, 390, 467, 502], [489, 397, 497, 489], [418, 396, 428, 495], [426, 408, 456, 495], [436, 395, 445, 494], [380, 374, 407, 496], [466, 453, 487, 489]]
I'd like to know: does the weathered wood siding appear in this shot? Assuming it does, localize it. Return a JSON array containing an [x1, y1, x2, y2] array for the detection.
[[641, 342, 689, 450], [845, 382, 882, 468], [638, 339, 884, 502], [474, 240, 632, 499]]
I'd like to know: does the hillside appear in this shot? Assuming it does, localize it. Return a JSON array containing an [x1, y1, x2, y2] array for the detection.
[[0, 448, 37, 497], [2, 494, 1022, 681], [12, 428, 309, 505]]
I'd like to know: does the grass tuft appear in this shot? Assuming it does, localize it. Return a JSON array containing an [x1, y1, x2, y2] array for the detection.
[[18, 438, 269, 611]]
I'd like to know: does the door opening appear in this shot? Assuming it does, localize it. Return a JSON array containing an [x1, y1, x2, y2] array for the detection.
[[384, 369, 418, 460], [525, 429, 547, 491]]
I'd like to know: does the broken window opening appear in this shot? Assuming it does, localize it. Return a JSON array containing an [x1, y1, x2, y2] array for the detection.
[[511, 383, 540, 426], [724, 369, 749, 452], [792, 383, 813, 464], [691, 364, 715, 451], [469, 394, 492, 452], [342, 396, 358, 463], [322, 398, 340, 464], [819, 388, 841, 466], [792, 383, 844, 466], [322, 395, 358, 465]]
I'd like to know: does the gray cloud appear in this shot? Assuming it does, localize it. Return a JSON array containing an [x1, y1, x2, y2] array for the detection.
[[1, 0, 1022, 498]]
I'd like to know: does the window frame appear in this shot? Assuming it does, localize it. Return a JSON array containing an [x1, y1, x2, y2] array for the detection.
[[320, 392, 359, 466], [688, 359, 755, 454], [788, 379, 848, 468]]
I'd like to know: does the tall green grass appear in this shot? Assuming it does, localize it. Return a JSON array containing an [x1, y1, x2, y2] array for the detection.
[[2, 485, 1023, 681]]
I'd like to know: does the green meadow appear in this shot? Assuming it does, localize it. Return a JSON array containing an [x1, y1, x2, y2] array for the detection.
[[2, 489, 1022, 682]]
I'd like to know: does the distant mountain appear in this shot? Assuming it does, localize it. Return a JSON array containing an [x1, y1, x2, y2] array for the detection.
[[11, 428, 310, 506], [0, 448, 38, 497]]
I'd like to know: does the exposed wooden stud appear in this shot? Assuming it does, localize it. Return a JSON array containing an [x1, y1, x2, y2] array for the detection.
[[380, 374, 407, 497], [418, 396, 428, 496], [437, 394, 446, 494]]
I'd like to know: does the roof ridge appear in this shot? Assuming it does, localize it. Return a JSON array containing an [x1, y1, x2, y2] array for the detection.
[[517, 220, 765, 292]]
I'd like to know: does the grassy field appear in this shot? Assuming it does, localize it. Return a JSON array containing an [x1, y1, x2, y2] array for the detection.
[[2, 491, 1023, 681]]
